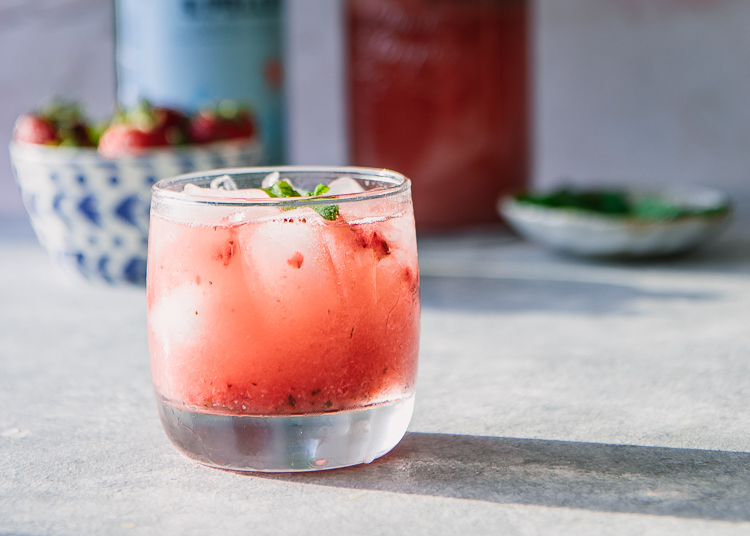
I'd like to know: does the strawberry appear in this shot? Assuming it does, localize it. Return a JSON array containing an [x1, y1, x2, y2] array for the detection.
[[97, 100, 190, 158], [190, 101, 256, 144], [13, 114, 59, 145], [62, 123, 94, 147], [42, 101, 95, 147], [151, 107, 191, 146], [13, 101, 96, 147], [98, 124, 161, 158]]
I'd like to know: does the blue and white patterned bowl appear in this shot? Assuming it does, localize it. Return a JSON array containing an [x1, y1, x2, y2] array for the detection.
[[10, 139, 262, 286]]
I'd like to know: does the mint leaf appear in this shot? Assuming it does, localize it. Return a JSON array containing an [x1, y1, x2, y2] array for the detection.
[[308, 183, 330, 197], [631, 196, 685, 221], [516, 189, 730, 221], [314, 205, 339, 221], [517, 190, 629, 215], [263, 180, 339, 220], [263, 180, 301, 198], [308, 184, 338, 219]]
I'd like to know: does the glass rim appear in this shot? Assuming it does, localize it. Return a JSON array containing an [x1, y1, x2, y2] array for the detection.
[[151, 166, 411, 207]]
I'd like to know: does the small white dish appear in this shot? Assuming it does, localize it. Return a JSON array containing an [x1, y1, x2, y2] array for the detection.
[[498, 186, 732, 258]]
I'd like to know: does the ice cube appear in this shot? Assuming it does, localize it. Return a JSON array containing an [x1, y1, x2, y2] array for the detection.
[[275, 206, 324, 222], [326, 177, 366, 196], [149, 285, 205, 352], [224, 189, 271, 199], [182, 183, 270, 199], [236, 207, 342, 326], [183, 183, 204, 195], [210, 175, 238, 190], [261, 171, 281, 188], [166, 185, 278, 225]]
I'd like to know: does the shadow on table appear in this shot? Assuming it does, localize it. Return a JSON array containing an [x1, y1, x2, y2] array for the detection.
[[579, 233, 750, 275], [261, 432, 750, 522], [420, 276, 716, 314]]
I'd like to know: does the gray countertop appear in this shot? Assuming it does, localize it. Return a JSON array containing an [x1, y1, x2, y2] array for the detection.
[[3, 215, 750, 535]]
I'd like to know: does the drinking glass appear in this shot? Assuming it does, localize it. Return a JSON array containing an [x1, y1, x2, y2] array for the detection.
[[147, 167, 420, 471]]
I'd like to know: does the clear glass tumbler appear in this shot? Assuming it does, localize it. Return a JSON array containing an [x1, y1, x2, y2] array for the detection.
[[147, 167, 420, 471]]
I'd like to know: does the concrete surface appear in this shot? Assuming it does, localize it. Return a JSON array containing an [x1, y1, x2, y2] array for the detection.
[[2, 211, 750, 535]]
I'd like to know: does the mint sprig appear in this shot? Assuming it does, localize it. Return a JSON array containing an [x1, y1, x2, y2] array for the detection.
[[306, 184, 339, 221], [515, 189, 729, 221], [262, 181, 340, 221], [263, 180, 301, 199], [308, 183, 330, 197]]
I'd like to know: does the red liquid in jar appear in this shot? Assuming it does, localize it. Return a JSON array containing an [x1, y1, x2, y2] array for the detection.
[[348, 0, 529, 229]]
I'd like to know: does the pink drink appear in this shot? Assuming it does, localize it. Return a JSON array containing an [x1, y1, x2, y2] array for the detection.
[[147, 168, 420, 471]]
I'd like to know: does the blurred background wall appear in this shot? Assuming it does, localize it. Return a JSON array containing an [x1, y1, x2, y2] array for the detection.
[[2, 0, 750, 218], [0, 0, 349, 219], [0, 0, 115, 217], [535, 0, 750, 193]]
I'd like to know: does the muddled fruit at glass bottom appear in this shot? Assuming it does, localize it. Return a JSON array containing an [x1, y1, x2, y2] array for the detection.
[[158, 396, 415, 472]]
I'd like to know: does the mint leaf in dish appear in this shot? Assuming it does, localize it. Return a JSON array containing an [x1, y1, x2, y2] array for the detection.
[[516, 190, 629, 215], [630, 195, 686, 221], [515, 189, 729, 221]]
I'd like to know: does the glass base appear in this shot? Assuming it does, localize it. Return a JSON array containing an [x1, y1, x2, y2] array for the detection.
[[157, 396, 414, 472]]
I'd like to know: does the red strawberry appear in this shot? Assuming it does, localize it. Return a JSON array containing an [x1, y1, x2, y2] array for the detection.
[[98, 124, 160, 158], [98, 101, 191, 157], [190, 103, 256, 144], [13, 114, 59, 145], [157, 107, 190, 130], [41, 101, 95, 147], [150, 107, 191, 145], [14, 101, 103, 147]]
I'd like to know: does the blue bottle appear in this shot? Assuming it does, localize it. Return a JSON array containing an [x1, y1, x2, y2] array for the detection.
[[115, 0, 285, 164]]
